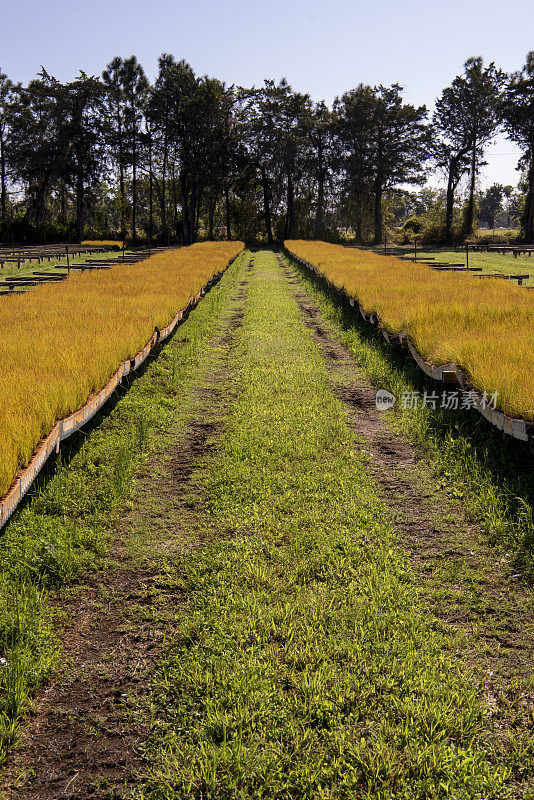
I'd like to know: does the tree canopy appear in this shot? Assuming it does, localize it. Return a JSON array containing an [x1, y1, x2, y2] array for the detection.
[[0, 52, 531, 244]]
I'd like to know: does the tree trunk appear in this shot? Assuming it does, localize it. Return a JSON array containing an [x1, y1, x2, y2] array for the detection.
[[148, 129, 153, 243], [152, 175, 165, 234], [445, 166, 456, 243], [224, 185, 231, 240], [285, 170, 294, 238], [153, 138, 169, 239], [314, 134, 324, 240], [190, 180, 198, 244], [524, 154, 534, 243], [208, 196, 216, 239], [0, 127, 6, 221], [194, 189, 202, 242], [444, 146, 471, 243], [463, 141, 477, 238], [59, 181, 66, 226], [354, 191, 363, 243], [373, 177, 383, 245], [160, 133, 168, 238], [132, 115, 137, 240], [314, 175, 325, 239], [314, 171, 325, 240], [24, 174, 52, 226], [171, 163, 180, 239], [180, 170, 190, 244], [117, 108, 126, 239], [260, 166, 273, 244], [76, 167, 84, 243]]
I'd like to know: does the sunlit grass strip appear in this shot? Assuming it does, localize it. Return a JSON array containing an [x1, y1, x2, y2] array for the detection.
[[81, 240, 123, 248], [0, 242, 243, 496], [142, 252, 509, 798], [286, 240, 534, 422]]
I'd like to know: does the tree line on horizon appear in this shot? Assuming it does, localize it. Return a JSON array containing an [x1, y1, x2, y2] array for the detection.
[[0, 52, 533, 245]]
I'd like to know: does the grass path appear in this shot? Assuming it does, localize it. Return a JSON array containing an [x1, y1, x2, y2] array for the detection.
[[278, 252, 534, 797], [135, 251, 517, 799]]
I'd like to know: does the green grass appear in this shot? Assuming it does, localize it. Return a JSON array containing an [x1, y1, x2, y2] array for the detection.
[[396, 247, 534, 285], [0, 250, 250, 761], [138, 251, 512, 799], [0, 248, 127, 283], [287, 253, 534, 576]]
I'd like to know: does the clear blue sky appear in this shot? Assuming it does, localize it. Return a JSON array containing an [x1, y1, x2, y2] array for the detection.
[[2, 0, 533, 189]]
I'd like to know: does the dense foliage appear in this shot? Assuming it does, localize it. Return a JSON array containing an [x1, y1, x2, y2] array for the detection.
[[0, 51, 533, 244]]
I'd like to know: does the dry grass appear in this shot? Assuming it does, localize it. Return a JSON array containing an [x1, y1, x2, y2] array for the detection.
[[286, 240, 534, 421], [0, 242, 243, 496], [81, 240, 123, 248]]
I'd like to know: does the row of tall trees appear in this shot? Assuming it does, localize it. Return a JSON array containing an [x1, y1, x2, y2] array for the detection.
[[0, 52, 533, 244]]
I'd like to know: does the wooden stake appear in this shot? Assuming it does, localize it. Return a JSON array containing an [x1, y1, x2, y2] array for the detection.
[[66, 245, 70, 274]]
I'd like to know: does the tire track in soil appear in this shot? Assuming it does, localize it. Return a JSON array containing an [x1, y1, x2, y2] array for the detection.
[[277, 254, 534, 769], [2, 260, 253, 800]]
